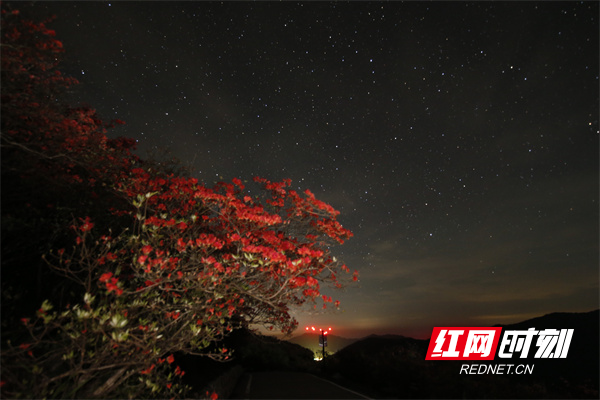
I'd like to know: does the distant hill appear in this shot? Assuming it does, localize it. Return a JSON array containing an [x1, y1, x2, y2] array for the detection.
[[334, 333, 429, 360], [287, 333, 359, 355], [495, 309, 598, 331], [320, 310, 599, 399]]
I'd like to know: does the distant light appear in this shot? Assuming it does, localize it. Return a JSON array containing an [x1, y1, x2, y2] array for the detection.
[[311, 326, 315, 331]]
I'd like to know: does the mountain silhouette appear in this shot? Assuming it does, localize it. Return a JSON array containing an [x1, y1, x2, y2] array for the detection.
[[287, 333, 360, 355]]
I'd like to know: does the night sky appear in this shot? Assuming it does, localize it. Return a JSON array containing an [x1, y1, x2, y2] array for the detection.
[[18, 1, 598, 339]]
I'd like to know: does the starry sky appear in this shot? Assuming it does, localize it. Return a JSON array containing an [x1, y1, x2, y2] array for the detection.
[[18, 1, 598, 339]]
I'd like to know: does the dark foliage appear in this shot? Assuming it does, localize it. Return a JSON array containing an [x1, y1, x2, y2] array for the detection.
[[177, 328, 316, 397]]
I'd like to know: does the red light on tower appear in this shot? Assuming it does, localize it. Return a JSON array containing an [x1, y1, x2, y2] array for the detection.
[[306, 326, 332, 360]]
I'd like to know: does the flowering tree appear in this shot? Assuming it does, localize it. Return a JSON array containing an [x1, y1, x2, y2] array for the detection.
[[1, 7, 356, 399], [3, 174, 355, 398]]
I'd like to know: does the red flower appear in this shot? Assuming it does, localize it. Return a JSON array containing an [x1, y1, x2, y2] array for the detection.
[[100, 274, 123, 295], [290, 276, 306, 287], [166, 354, 175, 364], [79, 216, 94, 232], [306, 277, 319, 287], [176, 237, 187, 250], [99, 272, 113, 283], [140, 364, 155, 375], [106, 280, 123, 295]]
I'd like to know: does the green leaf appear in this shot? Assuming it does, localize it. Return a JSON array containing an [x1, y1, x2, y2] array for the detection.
[[110, 314, 128, 328], [83, 292, 95, 305], [41, 299, 53, 312], [75, 307, 91, 320], [111, 330, 129, 342], [67, 330, 80, 339]]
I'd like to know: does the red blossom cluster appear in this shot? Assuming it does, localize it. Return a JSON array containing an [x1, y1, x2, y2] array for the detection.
[[113, 171, 355, 314], [98, 272, 123, 296]]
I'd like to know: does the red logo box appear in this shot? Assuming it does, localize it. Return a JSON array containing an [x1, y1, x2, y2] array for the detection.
[[425, 327, 502, 360]]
